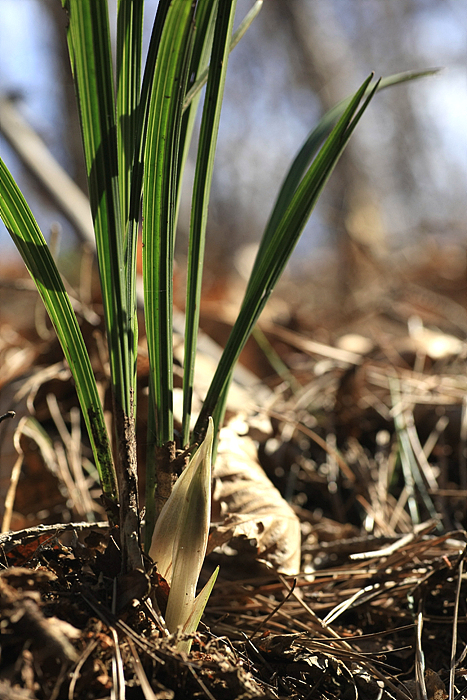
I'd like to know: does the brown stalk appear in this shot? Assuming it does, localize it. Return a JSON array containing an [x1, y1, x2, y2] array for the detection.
[[114, 393, 143, 573], [154, 440, 178, 522]]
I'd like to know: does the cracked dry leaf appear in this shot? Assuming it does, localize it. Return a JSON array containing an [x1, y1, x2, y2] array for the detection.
[[209, 423, 301, 574]]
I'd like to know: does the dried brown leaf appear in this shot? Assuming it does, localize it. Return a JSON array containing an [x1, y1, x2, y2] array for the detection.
[[209, 424, 301, 574]]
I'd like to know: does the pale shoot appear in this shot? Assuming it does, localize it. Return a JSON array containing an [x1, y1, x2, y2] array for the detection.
[[149, 418, 217, 650]]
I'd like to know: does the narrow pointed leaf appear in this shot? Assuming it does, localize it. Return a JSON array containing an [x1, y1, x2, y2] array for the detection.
[[117, 0, 144, 242], [194, 75, 378, 441], [183, 0, 264, 111], [251, 68, 440, 282], [64, 0, 133, 423], [182, 0, 237, 445], [0, 158, 116, 502], [144, 3, 218, 548], [130, 0, 173, 553], [176, 566, 219, 653], [142, 0, 196, 447], [176, 0, 218, 230], [116, 0, 144, 397]]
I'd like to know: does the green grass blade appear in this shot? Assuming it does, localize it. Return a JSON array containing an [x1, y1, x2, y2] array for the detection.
[[182, 0, 238, 446], [142, 0, 196, 447], [65, 0, 133, 424], [183, 0, 263, 112], [138, 3, 178, 553], [117, 0, 144, 241], [250, 69, 440, 283], [126, 0, 171, 256], [116, 0, 144, 409], [175, 0, 218, 233], [0, 158, 116, 503], [65, 0, 143, 570], [194, 75, 378, 441], [142, 0, 216, 550], [143, 2, 197, 549], [202, 72, 438, 443], [125, 2, 172, 443]]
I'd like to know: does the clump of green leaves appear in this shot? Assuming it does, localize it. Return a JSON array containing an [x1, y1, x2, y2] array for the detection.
[[0, 0, 434, 649]]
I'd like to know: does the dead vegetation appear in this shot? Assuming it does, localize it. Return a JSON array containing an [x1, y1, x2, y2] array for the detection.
[[1, 240, 467, 699]]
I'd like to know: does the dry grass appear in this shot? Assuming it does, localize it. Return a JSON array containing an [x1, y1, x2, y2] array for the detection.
[[2, 243, 467, 698]]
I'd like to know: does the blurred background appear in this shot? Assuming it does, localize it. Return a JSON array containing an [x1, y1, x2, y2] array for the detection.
[[0, 0, 466, 303]]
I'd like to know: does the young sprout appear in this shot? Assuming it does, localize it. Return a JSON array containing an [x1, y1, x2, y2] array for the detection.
[[150, 418, 218, 652]]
